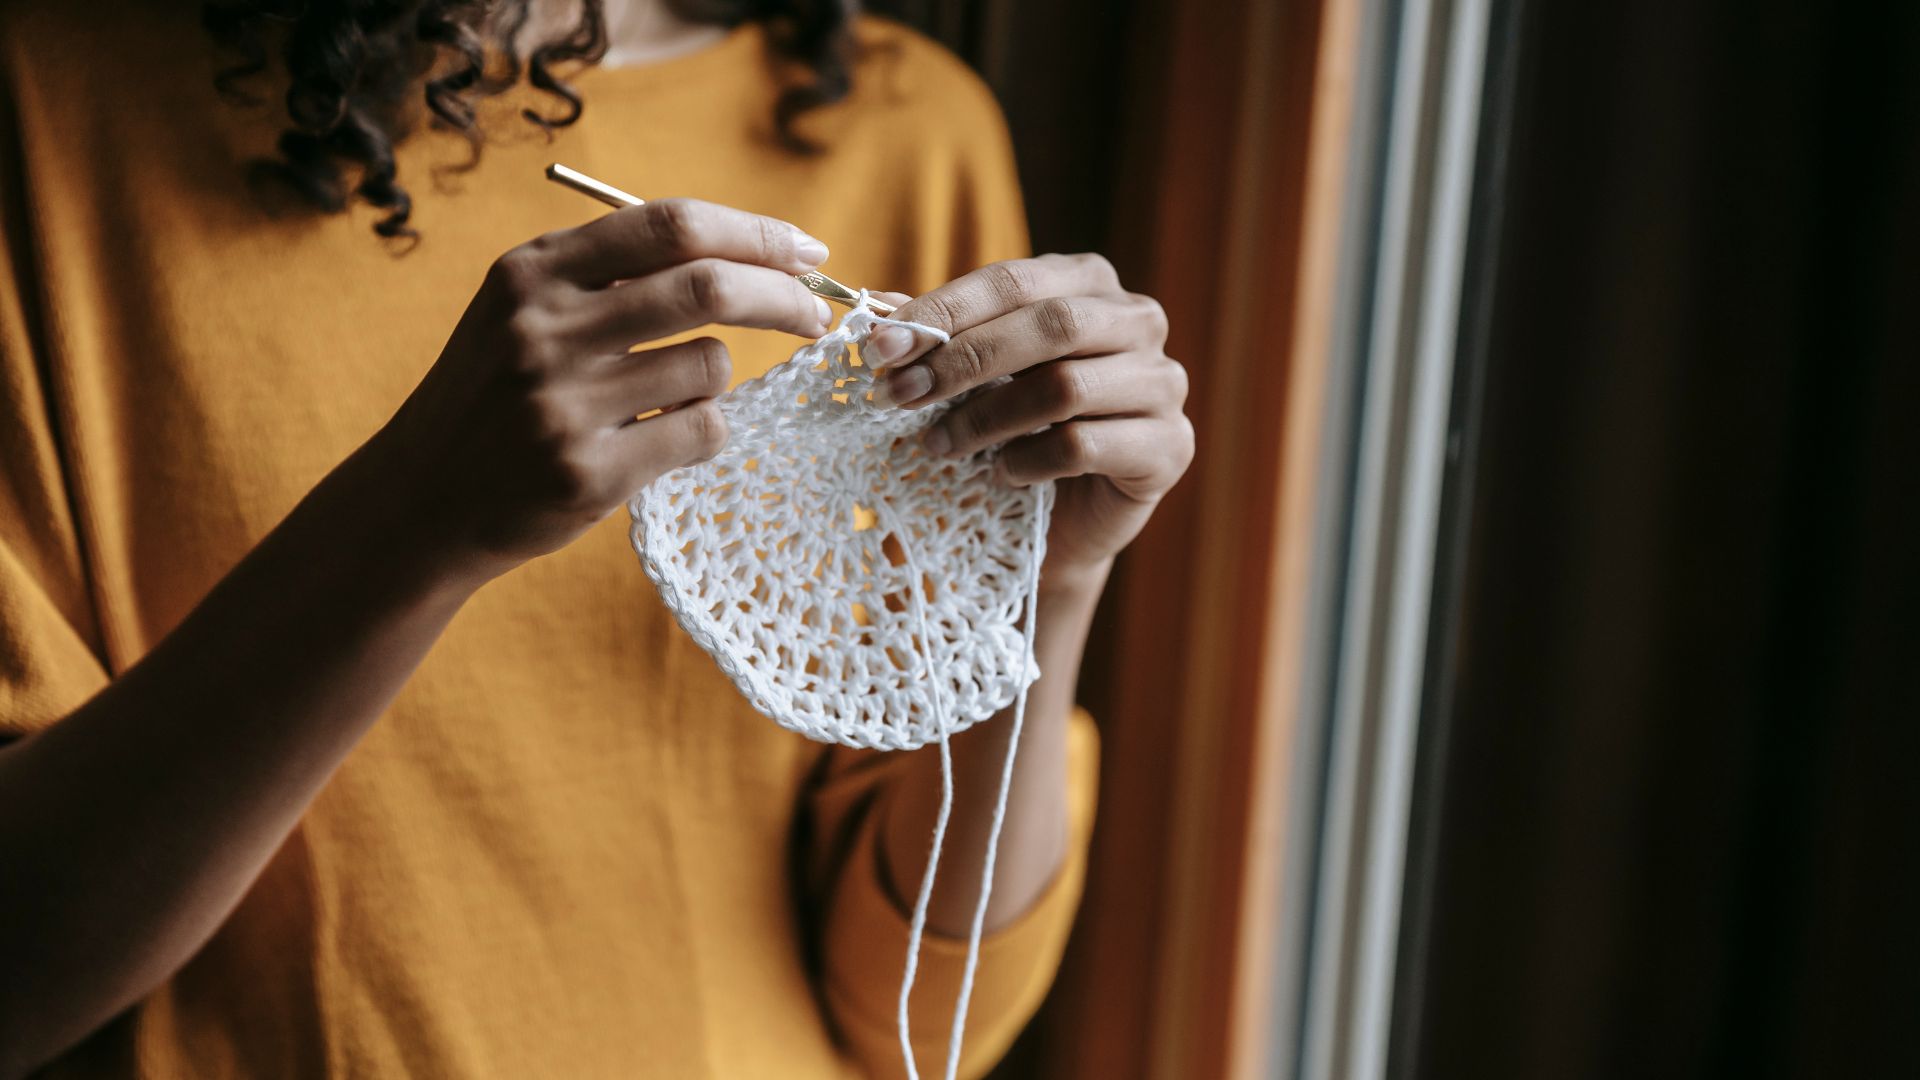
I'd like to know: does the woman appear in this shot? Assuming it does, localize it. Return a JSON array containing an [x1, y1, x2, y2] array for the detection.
[[0, 1, 1192, 1076]]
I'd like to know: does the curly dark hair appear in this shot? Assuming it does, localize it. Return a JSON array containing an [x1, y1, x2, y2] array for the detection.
[[202, 1, 854, 240]]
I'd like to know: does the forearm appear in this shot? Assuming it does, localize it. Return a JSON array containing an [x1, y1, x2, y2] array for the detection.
[[881, 558, 1108, 937], [0, 438, 480, 1074], [0, 198, 843, 1076]]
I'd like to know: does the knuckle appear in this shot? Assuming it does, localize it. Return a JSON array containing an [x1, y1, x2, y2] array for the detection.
[[692, 337, 733, 395], [1034, 296, 1083, 349], [503, 307, 561, 374], [1078, 252, 1121, 291], [951, 404, 988, 448], [1133, 293, 1171, 340], [550, 449, 602, 509], [946, 336, 991, 386], [680, 260, 728, 319], [918, 290, 965, 335], [487, 246, 545, 303], [1164, 357, 1190, 404], [1046, 361, 1092, 413], [755, 213, 793, 265], [521, 233, 559, 263], [681, 400, 729, 458], [985, 260, 1036, 308], [788, 278, 823, 323], [645, 199, 700, 255], [526, 387, 580, 445], [1059, 422, 1098, 469], [520, 403, 596, 507]]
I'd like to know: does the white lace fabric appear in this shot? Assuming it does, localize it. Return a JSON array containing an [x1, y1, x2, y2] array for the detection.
[[630, 301, 1051, 750], [629, 297, 1057, 1080]]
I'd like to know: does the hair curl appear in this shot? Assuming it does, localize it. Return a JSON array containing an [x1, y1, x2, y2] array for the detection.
[[203, 1, 854, 240]]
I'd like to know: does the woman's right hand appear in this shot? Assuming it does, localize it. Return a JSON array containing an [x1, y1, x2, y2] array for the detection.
[[366, 199, 835, 584]]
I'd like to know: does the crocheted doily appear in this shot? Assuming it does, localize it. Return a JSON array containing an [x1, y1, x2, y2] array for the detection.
[[629, 301, 1054, 752]]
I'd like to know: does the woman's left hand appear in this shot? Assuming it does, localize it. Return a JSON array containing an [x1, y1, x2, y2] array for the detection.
[[866, 255, 1193, 589]]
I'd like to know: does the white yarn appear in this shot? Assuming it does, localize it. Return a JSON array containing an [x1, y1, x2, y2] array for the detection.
[[629, 295, 1055, 1080], [631, 299, 1049, 752]]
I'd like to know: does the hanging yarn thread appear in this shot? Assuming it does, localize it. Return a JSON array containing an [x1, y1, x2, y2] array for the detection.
[[630, 295, 1055, 1080]]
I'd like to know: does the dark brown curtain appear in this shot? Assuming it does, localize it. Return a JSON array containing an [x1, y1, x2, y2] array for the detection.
[[1399, 2, 1920, 1078]]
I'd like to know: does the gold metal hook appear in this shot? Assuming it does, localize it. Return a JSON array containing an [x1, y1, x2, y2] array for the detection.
[[544, 163, 897, 316]]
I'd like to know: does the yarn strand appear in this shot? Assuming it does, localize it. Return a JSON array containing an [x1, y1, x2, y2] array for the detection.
[[882, 473, 1054, 1080], [882, 495, 952, 1080], [943, 490, 1050, 1080], [631, 293, 1054, 1080], [895, 734, 954, 1080]]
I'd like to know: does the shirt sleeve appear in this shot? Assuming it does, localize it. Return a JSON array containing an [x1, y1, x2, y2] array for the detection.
[[803, 710, 1098, 1080], [0, 83, 109, 739]]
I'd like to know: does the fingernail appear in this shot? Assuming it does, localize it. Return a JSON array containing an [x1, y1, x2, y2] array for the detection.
[[876, 365, 933, 408], [921, 425, 952, 456], [866, 326, 914, 368], [813, 298, 833, 328], [794, 232, 829, 266]]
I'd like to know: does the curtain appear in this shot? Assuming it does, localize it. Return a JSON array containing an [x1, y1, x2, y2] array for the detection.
[[1399, 3, 1920, 1077]]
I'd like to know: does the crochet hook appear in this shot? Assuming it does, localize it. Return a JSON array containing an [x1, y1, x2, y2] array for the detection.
[[544, 163, 897, 316]]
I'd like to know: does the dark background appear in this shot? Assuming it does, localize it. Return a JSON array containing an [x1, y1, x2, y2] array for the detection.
[[869, 0, 1138, 259], [888, 0, 1920, 1076], [1398, 2, 1920, 1078]]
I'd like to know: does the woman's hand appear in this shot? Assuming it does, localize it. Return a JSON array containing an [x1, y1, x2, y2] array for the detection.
[[870, 255, 1187, 935], [866, 254, 1193, 589], [0, 197, 847, 1076], [370, 199, 836, 584]]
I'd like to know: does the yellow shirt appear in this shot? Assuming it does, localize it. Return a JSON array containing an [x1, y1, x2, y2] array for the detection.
[[0, 5, 1095, 1077]]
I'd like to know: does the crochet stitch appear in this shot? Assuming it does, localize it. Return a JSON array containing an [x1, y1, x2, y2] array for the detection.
[[630, 301, 1051, 749], [629, 296, 1056, 1080]]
